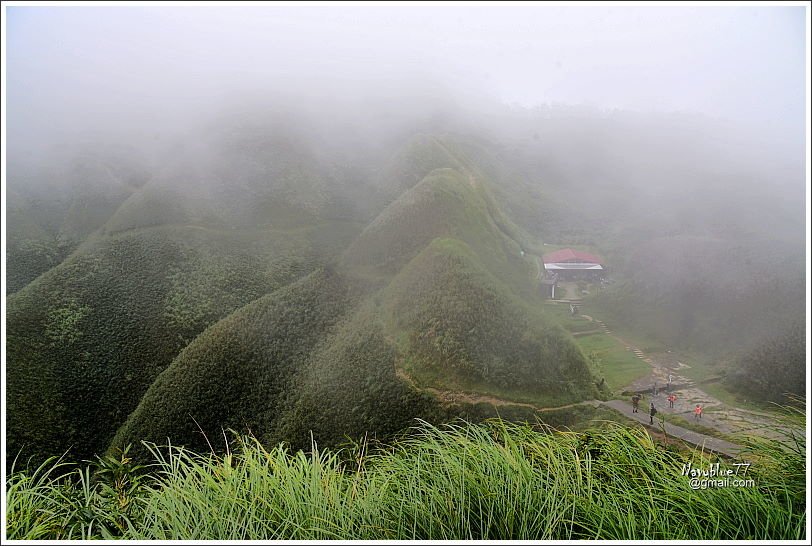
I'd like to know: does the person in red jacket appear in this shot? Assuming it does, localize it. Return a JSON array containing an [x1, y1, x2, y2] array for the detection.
[[693, 404, 703, 420], [667, 393, 677, 409]]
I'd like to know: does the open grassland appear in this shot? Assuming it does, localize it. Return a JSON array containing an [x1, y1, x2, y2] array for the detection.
[[540, 303, 649, 394], [7, 414, 805, 541], [574, 333, 651, 393]]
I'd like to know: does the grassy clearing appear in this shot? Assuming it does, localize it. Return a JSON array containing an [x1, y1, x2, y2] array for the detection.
[[580, 304, 777, 413], [540, 303, 649, 394], [581, 304, 667, 351], [7, 414, 805, 541], [574, 333, 651, 393], [542, 302, 602, 333]]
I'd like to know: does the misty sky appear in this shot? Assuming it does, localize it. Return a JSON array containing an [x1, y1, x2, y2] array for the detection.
[[4, 3, 808, 161]]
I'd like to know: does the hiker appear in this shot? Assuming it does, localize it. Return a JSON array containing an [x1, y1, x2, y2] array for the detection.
[[631, 393, 641, 413], [649, 402, 657, 425], [667, 393, 676, 409], [693, 404, 703, 420], [667, 373, 673, 391]]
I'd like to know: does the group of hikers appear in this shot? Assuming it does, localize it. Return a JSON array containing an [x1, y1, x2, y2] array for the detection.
[[630, 373, 703, 425]]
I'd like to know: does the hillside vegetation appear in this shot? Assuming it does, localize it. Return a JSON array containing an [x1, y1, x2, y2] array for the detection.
[[7, 102, 804, 477], [6, 224, 340, 463], [112, 153, 598, 458], [110, 268, 358, 457], [8, 129, 602, 467], [344, 167, 527, 284], [726, 323, 806, 403], [384, 238, 595, 402]]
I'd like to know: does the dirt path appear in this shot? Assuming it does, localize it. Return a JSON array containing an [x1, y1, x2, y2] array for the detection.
[[430, 137, 479, 190], [395, 368, 600, 412], [579, 316, 792, 441], [395, 368, 748, 457]]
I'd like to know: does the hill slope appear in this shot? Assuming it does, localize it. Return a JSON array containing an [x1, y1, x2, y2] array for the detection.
[[6, 155, 149, 294], [382, 238, 595, 403], [6, 223, 342, 462]]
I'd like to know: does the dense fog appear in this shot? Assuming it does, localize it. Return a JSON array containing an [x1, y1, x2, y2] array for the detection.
[[3, 1, 808, 469], [6, 2, 807, 352], [3, 7, 810, 541], [7, 5, 806, 166]]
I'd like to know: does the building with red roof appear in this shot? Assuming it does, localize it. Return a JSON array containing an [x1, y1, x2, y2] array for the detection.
[[542, 248, 603, 265], [542, 248, 604, 281]]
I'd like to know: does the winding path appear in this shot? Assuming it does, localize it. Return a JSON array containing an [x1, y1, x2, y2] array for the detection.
[[395, 368, 746, 458], [579, 315, 791, 441], [602, 400, 743, 457]]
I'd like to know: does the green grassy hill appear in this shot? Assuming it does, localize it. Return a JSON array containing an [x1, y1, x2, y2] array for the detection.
[[383, 238, 595, 403], [102, 133, 335, 234], [8, 131, 602, 466], [6, 223, 344, 464], [343, 167, 525, 281], [6, 127, 375, 465], [109, 268, 358, 457], [275, 303, 443, 451], [109, 155, 598, 460], [5, 103, 805, 541], [6, 156, 148, 294], [370, 134, 470, 200]]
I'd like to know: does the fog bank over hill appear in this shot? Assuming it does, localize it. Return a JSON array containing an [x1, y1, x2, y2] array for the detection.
[[7, 5, 805, 166], [8, 91, 807, 240], [4, 3, 807, 468]]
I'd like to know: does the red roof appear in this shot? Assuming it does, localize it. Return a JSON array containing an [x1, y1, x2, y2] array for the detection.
[[542, 248, 603, 265]]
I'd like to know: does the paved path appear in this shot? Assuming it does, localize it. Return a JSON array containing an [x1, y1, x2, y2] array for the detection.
[[578, 315, 791, 442], [397, 366, 746, 458], [602, 400, 744, 458]]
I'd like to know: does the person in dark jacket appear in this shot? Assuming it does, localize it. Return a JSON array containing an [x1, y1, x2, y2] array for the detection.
[[631, 393, 641, 413], [649, 402, 657, 424]]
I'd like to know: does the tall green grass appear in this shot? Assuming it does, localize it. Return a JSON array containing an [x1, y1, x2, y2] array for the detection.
[[6, 417, 806, 540]]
